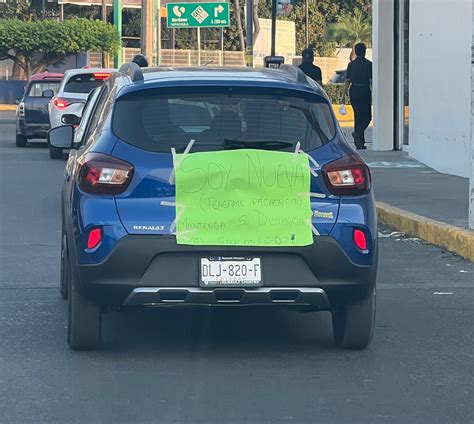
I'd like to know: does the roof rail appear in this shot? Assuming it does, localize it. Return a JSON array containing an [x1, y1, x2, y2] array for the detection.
[[119, 62, 144, 82], [278, 64, 310, 84]]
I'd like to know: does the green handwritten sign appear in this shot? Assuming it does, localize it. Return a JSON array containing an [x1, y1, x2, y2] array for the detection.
[[175, 149, 313, 246]]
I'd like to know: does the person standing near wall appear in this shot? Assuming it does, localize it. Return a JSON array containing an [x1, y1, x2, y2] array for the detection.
[[299, 48, 323, 86], [341, 43, 372, 150]]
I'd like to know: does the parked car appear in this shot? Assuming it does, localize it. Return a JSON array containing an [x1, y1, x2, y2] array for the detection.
[[15, 72, 63, 147], [48, 63, 378, 351], [329, 69, 347, 84], [48, 68, 114, 158], [49, 87, 101, 159]]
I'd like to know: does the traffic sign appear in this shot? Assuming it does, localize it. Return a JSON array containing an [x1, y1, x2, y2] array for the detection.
[[166, 2, 230, 28]]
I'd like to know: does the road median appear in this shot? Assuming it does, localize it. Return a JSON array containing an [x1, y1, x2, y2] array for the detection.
[[376, 201, 474, 261]]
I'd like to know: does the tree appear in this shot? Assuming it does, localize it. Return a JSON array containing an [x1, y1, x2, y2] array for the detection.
[[336, 0, 372, 18], [327, 10, 372, 49], [0, 18, 120, 78]]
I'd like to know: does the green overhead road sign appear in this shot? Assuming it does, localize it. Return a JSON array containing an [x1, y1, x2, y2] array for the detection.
[[166, 2, 230, 28]]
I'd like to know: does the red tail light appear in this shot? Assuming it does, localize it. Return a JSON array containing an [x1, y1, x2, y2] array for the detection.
[[322, 155, 371, 196], [93, 72, 111, 81], [354, 229, 367, 250], [53, 97, 70, 109], [87, 227, 102, 250], [77, 153, 134, 195]]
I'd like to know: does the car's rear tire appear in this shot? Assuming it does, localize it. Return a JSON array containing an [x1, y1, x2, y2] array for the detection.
[[332, 288, 376, 349], [49, 147, 63, 159], [16, 134, 27, 147], [59, 231, 68, 300], [67, 260, 102, 350]]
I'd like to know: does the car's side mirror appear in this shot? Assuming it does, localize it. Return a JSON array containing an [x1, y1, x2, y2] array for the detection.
[[61, 114, 80, 126], [47, 125, 74, 149], [15, 98, 21, 105], [42, 89, 54, 98]]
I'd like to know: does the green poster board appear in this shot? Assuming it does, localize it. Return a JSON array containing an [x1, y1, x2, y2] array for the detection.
[[175, 149, 313, 247]]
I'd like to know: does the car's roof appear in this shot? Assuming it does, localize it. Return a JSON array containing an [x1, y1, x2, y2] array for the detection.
[[29, 72, 63, 81], [118, 66, 325, 97]]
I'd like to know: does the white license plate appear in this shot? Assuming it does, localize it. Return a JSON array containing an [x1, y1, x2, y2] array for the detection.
[[200, 257, 262, 287]]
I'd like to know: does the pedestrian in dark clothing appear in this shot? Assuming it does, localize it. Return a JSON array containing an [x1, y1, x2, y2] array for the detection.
[[132, 54, 149, 68], [299, 48, 323, 86], [342, 43, 372, 150]]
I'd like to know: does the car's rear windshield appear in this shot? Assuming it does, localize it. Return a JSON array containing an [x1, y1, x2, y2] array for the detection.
[[64, 73, 110, 94], [112, 87, 336, 153], [27, 81, 60, 97]]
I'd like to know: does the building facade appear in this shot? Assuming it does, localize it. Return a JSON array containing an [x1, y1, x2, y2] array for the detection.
[[373, 0, 472, 180]]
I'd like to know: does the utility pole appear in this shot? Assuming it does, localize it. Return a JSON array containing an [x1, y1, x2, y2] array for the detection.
[[156, 1, 161, 65], [102, 0, 107, 22], [245, 0, 254, 67], [141, 0, 147, 56], [102, 0, 108, 67], [141, 0, 154, 62]]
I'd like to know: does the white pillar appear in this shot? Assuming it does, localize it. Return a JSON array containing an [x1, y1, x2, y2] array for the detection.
[[372, 0, 394, 151], [470, 0, 474, 230]]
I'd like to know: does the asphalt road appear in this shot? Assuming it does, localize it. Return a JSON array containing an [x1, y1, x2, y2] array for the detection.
[[0, 111, 473, 424]]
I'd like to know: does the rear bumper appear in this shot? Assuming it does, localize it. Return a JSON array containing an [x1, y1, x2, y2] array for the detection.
[[17, 120, 49, 138], [76, 235, 377, 307], [124, 287, 331, 310]]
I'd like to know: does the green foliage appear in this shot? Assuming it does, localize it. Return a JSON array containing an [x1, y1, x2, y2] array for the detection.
[[327, 10, 372, 48], [0, 18, 120, 77], [0, 0, 34, 20], [337, 0, 372, 18], [324, 83, 350, 105]]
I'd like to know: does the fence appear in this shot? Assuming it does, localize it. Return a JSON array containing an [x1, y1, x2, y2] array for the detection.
[[122, 48, 245, 67]]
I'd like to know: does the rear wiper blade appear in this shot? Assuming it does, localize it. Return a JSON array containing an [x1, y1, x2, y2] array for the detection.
[[223, 139, 294, 151]]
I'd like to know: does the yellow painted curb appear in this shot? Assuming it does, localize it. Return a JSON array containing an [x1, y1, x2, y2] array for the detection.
[[376, 202, 474, 262], [331, 104, 373, 128], [0, 105, 17, 111]]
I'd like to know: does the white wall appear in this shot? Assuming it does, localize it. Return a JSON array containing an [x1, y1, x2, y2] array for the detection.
[[409, 0, 472, 177], [470, 0, 474, 229], [372, 0, 394, 151]]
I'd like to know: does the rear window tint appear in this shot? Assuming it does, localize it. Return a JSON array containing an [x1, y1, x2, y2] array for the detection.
[[27, 81, 60, 97], [112, 87, 336, 153], [64, 73, 110, 94]]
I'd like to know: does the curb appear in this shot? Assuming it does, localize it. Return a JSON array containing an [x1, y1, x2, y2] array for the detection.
[[0, 105, 17, 111], [376, 202, 474, 262]]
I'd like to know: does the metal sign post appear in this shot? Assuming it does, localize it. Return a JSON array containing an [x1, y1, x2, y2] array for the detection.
[[114, 0, 123, 67], [270, 0, 276, 56]]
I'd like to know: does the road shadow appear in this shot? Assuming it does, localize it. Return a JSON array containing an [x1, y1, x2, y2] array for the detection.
[[99, 306, 336, 354]]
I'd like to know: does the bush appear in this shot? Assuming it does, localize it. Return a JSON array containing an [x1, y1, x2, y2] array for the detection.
[[323, 83, 350, 105], [0, 18, 120, 78]]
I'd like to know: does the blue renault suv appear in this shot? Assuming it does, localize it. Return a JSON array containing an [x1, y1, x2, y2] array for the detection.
[[48, 63, 377, 350]]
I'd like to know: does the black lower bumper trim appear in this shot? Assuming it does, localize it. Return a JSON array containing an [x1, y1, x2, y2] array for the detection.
[[124, 287, 331, 309]]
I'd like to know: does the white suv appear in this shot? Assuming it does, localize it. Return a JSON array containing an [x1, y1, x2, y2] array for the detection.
[[48, 68, 114, 132]]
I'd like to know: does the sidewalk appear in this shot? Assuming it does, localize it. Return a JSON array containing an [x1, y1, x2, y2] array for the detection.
[[360, 149, 470, 229], [341, 130, 473, 260]]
